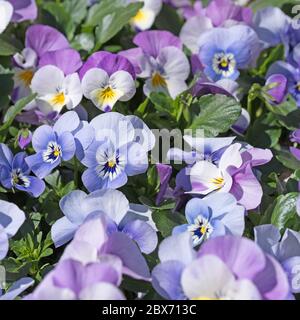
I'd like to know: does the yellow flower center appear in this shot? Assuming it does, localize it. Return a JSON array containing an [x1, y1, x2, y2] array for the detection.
[[53, 148, 61, 157], [107, 160, 116, 168], [220, 58, 229, 68], [51, 92, 66, 106], [152, 73, 167, 88], [18, 70, 34, 87], [200, 225, 208, 235], [98, 87, 116, 102], [132, 9, 146, 23], [210, 177, 225, 189]]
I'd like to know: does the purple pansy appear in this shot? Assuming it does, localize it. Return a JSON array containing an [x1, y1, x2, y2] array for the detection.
[[0, 144, 45, 197], [51, 189, 158, 254], [25, 120, 76, 179], [120, 30, 190, 99], [255, 225, 300, 294], [264, 74, 288, 104], [80, 52, 136, 112], [28, 258, 125, 300], [0, 200, 25, 260], [267, 45, 300, 106], [8, 0, 37, 22], [17, 128, 32, 150], [173, 193, 245, 246], [290, 129, 300, 161], [81, 112, 155, 191]]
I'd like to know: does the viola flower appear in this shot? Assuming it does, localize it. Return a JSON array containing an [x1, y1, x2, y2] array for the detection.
[[51, 189, 158, 254], [263, 74, 288, 104], [130, 0, 162, 31], [17, 128, 32, 150], [267, 45, 300, 106], [7, 0, 37, 22], [12, 24, 75, 105], [0, 278, 34, 300], [173, 193, 245, 246], [255, 225, 300, 294], [0, 200, 25, 260], [60, 217, 150, 281], [191, 236, 291, 300], [152, 232, 196, 300], [197, 25, 260, 81], [189, 143, 273, 210], [81, 112, 155, 191], [253, 7, 290, 50], [0, 144, 45, 197], [28, 258, 125, 300], [31, 65, 83, 114], [80, 52, 136, 112], [120, 30, 190, 99], [290, 129, 300, 161], [25, 122, 76, 179], [50, 111, 95, 161], [0, 1, 13, 34]]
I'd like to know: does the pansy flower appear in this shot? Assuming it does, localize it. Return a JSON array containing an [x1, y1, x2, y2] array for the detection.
[[189, 143, 273, 210], [129, 0, 162, 31], [30, 65, 83, 114], [8, 0, 37, 22], [0, 200, 25, 260], [51, 189, 157, 254], [28, 258, 125, 300], [0, 144, 45, 197], [0, 1, 13, 34], [25, 120, 76, 179], [120, 30, 190, 98], [255, 224, 300, 294], [267, 45, 300, 106], [80, 52, 136, 112], [173, 193, 245, 246], [197, 25, 260, 81], [80, 112, 155, 191], [12, 24, 82, 110]]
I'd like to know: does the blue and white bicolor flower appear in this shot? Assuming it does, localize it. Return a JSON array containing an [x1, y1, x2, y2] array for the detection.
[[0, 144, 45, 197], [81, 112, 155, 191], [197, 25, 261, 81], [51, 189, 158, 254], [0, 200, 25, 260], [173, 192, 245, 246], [25, 118, 77, 179]]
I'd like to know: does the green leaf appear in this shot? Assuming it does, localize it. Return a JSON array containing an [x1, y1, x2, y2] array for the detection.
[[43, 3, 75, 40], [85, 0, 142, 49], [152, 210, 186, 238], [271, 193, 299, 230], [189, 94, 242, 137], [276, 149, 300, 171], [250, 0, 299, 12], [0, 35, 19, 56], [63, 0, 87, 25], [0, 94, 36, 133], [254, 45, 285, 77], [149, 92, 179, 119], [155, 4, 182, 35]]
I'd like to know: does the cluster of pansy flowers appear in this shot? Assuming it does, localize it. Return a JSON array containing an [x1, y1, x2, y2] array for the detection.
[[1, 0, 300, 301]]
